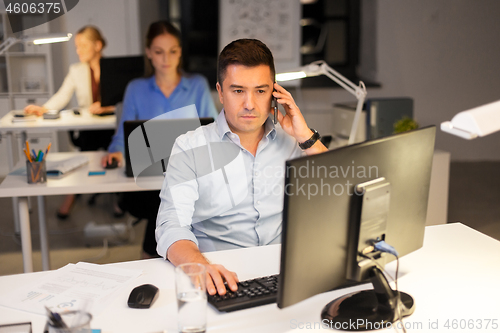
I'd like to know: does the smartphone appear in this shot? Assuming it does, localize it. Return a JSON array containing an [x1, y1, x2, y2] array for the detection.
[[43, 110, 60, 119], [12, 110, 28, 117], [272, 87, 278, 125]]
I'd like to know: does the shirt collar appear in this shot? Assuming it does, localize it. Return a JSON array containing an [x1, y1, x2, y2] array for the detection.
[[216, 109, 277, 141]]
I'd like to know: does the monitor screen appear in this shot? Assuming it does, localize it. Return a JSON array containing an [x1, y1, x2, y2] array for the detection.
[[100, 56, 145, 107], [278, 126, 436, 329]]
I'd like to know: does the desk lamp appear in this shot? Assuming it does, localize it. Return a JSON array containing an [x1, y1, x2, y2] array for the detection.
[[440, 100, 500, 139], [0, 32, 73, 55], [276, 60, 367, 145]]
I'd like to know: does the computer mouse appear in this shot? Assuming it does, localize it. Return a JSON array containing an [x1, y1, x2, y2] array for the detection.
[[105, 157, 119, 169], [127, 284, 159, 309]]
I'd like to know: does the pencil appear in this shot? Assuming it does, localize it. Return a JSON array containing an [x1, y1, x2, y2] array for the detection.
[[34, 163, 43, 181], [23, 149, 32, 162], [45, 143, 52, 156], [26, 141, 30, 158]]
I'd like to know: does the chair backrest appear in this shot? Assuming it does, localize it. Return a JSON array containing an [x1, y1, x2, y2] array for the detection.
[[114, 102, 123, 128]]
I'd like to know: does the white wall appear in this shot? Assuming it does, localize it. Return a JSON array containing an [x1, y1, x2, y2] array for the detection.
[[299, 0, 500, 161]]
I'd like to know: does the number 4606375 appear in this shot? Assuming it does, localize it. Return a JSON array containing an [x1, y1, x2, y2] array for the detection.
[[6, 2, 61, 14]]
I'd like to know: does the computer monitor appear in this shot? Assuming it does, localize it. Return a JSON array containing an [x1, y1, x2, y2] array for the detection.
[[100, 56, 145, 107], [278, 126, 436, 330]]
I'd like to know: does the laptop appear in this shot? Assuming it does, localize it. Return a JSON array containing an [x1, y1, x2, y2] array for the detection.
[[123, 117, 214, 178]]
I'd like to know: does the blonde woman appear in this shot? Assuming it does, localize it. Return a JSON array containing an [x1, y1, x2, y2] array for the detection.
[[25, 26, 115, 218]]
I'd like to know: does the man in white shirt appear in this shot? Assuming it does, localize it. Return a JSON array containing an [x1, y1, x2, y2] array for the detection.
[[156, 39, 327, 295]]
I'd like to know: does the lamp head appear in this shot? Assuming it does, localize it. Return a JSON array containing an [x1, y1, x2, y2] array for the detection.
[[27, 33, 73, 45], [440, 100, 500, 139], [275, 60, 326, 82]]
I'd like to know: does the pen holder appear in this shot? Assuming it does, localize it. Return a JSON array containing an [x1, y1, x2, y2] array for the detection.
[[26, 160, 47, 184]]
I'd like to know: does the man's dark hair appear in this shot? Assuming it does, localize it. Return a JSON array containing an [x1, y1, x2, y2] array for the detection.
[[217, 39, 275, 87]]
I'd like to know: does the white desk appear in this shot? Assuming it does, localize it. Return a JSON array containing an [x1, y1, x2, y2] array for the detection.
[[0, 151, 163, 273], [0, 109, 116, 133], [0, 109, 117, 240], [0, 223, 499, 333]]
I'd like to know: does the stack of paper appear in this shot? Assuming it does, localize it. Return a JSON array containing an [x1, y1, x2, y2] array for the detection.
[[0, 262, 142, 316]]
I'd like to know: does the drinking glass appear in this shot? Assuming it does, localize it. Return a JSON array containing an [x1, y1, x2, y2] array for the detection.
[[175, 263, 207, 333]]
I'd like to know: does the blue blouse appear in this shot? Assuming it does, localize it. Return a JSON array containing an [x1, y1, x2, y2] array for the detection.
[[108, 74, 218, 154]]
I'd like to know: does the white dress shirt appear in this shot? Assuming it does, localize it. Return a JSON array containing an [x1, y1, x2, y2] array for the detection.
[[156, 110, 303, 256]]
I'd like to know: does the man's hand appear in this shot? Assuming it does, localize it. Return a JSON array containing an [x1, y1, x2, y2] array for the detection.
[[272, 83, 327, 155], [24, 105, 47, 116], [204, 263, 238, 296], [101, 151, 123, 168], [89, 101, 116, 115], [168, 240, 239, 296]]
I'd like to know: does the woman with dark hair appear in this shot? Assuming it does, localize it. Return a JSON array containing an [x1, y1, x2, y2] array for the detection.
[[103, 20, 217, 166], [25, 25, 116, 219], [102, 21, 218, 259]]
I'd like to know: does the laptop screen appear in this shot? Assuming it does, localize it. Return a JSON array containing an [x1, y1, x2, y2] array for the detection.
[[123, 117, 215, 178]]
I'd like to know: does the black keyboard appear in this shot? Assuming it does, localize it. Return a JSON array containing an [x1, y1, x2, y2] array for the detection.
[[207, 274, 279, 312]]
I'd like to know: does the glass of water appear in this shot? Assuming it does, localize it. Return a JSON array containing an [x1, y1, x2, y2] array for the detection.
[[175, 263, 207, 333]]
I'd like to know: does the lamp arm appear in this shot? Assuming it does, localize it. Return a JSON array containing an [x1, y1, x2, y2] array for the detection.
[[319, 63, 358, 96], [348, 96, 366, 145], [316, 61, 367, 145], [0, 37, 21, 55]]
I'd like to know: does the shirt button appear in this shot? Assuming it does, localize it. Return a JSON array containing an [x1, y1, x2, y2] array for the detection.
[[257, 201, 261, 205], [255, 171, 260, 176]]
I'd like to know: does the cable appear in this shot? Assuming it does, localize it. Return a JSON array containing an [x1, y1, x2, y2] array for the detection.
[[359, 244, 407, 333], [373, 240, 399, 257]]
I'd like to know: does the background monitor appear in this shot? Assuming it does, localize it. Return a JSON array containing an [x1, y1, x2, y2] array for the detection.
[[100, 56, 145, 107], [278, 126, 436, 330]]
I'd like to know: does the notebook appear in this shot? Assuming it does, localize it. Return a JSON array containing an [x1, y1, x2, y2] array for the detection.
[[46, 155, 89, 177], [123, 117, 214, 178]]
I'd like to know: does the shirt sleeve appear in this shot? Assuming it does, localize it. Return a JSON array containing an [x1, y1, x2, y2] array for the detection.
[[155, 137, 200, 259], [195, 76, 218, 119], [107, 81, 139, 155], [43, 66, 77, 110]]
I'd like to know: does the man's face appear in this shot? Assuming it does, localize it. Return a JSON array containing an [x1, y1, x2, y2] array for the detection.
[[216, 64, 274, 137]]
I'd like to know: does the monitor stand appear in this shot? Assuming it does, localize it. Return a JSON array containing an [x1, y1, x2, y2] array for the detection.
[[321, 266, 415, 331]]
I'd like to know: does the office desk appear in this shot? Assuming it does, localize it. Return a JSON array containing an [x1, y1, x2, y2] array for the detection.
[[0, 109, 116, 166], [0, 151, 163, 273], [0, 109, 117, 241], [0, 109, 116, 132], [0, 223, 499, 333]]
